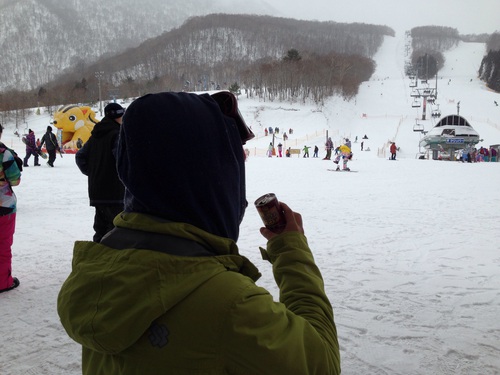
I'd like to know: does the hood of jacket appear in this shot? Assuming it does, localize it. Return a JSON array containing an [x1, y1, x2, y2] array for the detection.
[[116, 92, 247, 242], [90, 117, 120, 139], [57, 213, 260, 355]]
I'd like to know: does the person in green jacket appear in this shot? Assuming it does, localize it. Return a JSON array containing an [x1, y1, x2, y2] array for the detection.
[[57, 91, 341, 375]]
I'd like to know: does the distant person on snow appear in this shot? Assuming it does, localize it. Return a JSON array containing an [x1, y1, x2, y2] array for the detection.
[[277, 142, 283, 157], [390, 142, 397, 160], [267, 142, 273, 157], [313, 145, 319, 158], [23, 129, 40, 167], [323, 137, 334, 160], [0, 123, 21, 294], [302, 145, 310, 157], [75, 103, 125, 243], [58, 91, 340, 375], [39, 125, 60, 167], [344, 138, 351, 149]]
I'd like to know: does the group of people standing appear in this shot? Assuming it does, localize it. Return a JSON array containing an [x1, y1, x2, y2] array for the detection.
[[460, 146, 498, 162], [1, 124, 62, 293], [0, 102, 125, 295]]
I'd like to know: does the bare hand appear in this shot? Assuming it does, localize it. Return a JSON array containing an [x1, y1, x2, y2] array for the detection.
[[259, 202, 304, 240]]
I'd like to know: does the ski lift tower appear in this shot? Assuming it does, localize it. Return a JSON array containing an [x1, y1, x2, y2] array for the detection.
[[410, 82, 437, 120]]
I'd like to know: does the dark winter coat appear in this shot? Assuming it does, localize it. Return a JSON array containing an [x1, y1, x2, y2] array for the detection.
[[75, 117, 124, 207], [39, 130, 59, 151], [58, 213, 341, 375]]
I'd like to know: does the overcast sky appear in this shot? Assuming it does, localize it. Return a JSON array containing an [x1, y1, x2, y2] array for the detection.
[[264, 0, 499, 35]]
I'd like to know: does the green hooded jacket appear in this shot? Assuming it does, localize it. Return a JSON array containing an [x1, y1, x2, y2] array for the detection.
[[57, 213, 340, 374]]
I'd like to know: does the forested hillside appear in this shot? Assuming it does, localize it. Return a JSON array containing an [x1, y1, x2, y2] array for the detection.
[[479, 33, 500, 92], [0, 0, 275, 91], [0, 13, 392, 112]]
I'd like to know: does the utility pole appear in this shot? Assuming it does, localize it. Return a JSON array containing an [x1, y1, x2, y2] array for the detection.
[[95, 71, 104, 116]]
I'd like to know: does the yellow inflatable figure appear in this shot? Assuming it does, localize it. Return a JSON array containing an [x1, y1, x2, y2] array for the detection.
[[52, 105, 98, 151]]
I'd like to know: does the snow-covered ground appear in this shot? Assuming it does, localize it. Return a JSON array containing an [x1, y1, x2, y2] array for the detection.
[[1, 32, 499, 375]]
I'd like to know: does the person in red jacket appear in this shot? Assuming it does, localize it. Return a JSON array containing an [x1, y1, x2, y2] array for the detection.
[[390, 142, 397, 160]]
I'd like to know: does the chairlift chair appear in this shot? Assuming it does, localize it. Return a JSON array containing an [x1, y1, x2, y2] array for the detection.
[[412, 100, 421, 108], [410, 90, 419, 98], [431, 109, 441, 118], [413, 122, 424, 132]]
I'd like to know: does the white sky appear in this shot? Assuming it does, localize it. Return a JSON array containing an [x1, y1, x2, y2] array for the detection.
[[264, 0, 499, 35]]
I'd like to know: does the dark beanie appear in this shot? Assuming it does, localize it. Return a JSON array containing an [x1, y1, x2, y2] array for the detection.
[[117, 92, 247, 242], [104, 103, 125, 119]]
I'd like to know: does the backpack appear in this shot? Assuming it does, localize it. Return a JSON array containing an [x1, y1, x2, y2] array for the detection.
[[0, 142, 23, 172]]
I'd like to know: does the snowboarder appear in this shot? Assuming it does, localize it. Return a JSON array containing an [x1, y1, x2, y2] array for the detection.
[[39, 125, 60, 167], [313, 145, 319, 158], [333, 144, 352, 171], [23, 129, 41, 167]]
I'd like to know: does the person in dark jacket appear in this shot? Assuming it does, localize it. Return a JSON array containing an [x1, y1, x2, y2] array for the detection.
[[75, 103, 125, 243], [23, 129, 40, 167], [39, 125, 60, 167], [58, 92, 340, 375]]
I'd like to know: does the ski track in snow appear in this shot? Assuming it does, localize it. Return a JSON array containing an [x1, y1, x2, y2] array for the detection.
[[1, 32, 500, 375]]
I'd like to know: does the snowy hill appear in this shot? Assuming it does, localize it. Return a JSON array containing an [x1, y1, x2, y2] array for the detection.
[[0, 33, 499, 375], [241, 33, 499, 160]]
